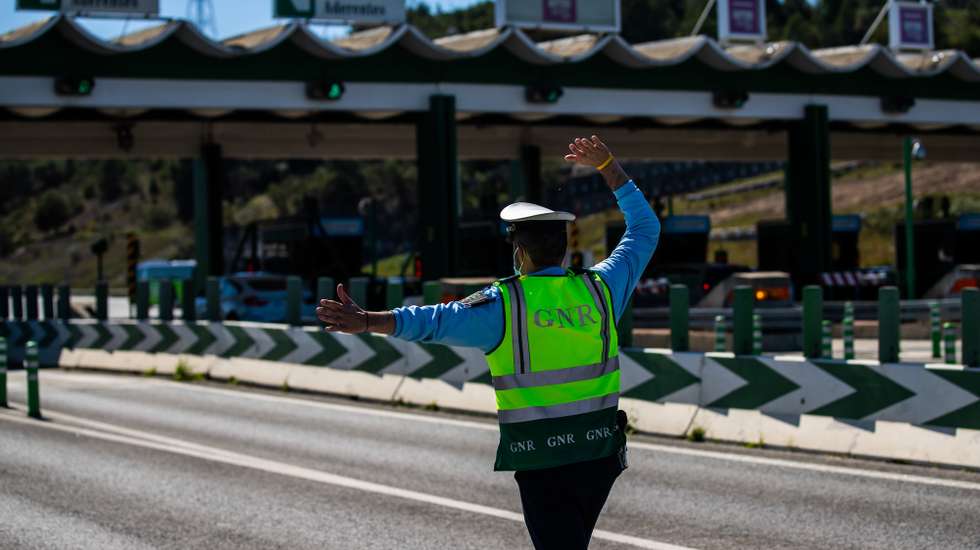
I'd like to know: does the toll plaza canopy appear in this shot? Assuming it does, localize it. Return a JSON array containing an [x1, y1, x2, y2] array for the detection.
[[2, 15, 980, 281]]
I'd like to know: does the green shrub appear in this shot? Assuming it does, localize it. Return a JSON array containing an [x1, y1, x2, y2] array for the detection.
[[687, 426, 706, 443], [34, 192, 70, 233]]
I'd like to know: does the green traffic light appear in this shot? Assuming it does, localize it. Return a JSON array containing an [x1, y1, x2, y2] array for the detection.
[[78, 79, 93, 95], [327, 83, 343, 100]]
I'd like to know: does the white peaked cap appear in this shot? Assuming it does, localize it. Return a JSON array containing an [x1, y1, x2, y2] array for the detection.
[[500, 202, 576, 223]]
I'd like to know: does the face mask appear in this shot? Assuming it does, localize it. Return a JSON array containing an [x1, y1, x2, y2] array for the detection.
[[512, 247, 523, 276]]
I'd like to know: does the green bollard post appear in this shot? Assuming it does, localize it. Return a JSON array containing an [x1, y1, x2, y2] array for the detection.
[[802, 286, 823, 359], [752, 313, 762, 356], [669, 285, 690, 352], [40, 285, 54, 320], [136, 281, 150, 321], [25, 285, 38, 320], [714, 315, 727, 352], [95, 281, 108, 321], [0, 286, 8, 319], [878, 286, 900, 363], [317, 277, 335, 303], [11, 286, 23, 320], [206, 277, 221, 322], [930, 300, 942, 359], [618, 293, 634, 348], [843, 302, 855, 361], [348, 277, 369, 308], [25, 341, 40, 419], [182, 278, 197, 322], [944, 322, 957, 365], [733, 286, 753, 355], [159, 280, 174, 322], [286, 276, 302, 326], [57, 285, 70, 321], [962, 288, 979, 368], [821, 320, 833, 359], [0, 337, 7, 408], [386, 279, 405, 310], [423, 281, 442, 305]]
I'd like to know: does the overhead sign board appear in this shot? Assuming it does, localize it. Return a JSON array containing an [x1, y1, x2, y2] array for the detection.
[[889, 1, 933, 51], [17, 0, 160, 17], [274, 0, 406, 25], [717, 0, 766, 44], [495, 0, 621, 33]]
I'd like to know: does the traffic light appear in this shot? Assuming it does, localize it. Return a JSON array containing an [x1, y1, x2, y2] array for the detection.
[[525, 83, 563, 104], [54, 76, 95, 96], [881, 96, 915, 114], [713, 90, 749, 110], [306, 79, 345, 101]]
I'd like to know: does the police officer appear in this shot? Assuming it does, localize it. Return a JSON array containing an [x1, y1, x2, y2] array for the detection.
[[316, 135, 660, 550]]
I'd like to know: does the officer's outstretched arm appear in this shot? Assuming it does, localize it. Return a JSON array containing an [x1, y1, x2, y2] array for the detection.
[[564, 135, 630, 192], [316, 284, 395, 335]]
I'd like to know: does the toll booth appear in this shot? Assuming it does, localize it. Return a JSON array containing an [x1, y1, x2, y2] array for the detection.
[[896, 213, 980, 298], [456, 221, 512, 279], [607, 215, 711, 276], [830, 215, 861, 270], [758, 215, 868, 295]]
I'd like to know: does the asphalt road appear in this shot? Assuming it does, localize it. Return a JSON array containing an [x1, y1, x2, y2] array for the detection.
[[2, 370, 980, 550]]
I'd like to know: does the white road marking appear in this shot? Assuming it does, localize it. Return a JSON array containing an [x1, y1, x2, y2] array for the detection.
[[157, 380, 980, 492], [0, 410, 693, 550]]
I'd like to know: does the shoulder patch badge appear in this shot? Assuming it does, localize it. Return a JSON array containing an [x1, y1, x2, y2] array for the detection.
[[459, 289, 492, 308]]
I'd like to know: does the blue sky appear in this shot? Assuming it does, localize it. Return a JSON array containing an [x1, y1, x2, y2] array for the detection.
[[0, 0, 485, 39]]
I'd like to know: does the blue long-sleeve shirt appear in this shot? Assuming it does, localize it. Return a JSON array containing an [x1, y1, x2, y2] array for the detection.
[[392, 180, 660, 352]]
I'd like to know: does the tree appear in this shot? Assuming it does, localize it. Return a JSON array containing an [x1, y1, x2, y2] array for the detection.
[[34, 192, 71, 233]]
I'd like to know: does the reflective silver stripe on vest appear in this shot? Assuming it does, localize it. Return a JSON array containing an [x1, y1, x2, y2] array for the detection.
[[581, 273, 610, 364], [497, 393, 620, 424], [505, 279, 531, 375], [492, 356, 619, 391]]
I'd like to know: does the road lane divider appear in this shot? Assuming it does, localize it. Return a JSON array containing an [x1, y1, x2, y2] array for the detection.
[[0, 408, 696, 550]]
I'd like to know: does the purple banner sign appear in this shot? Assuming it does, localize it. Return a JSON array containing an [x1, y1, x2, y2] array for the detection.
[[543, 0, 576, 23], [898, 5, 930, 46], [728, 0, 761, 35]]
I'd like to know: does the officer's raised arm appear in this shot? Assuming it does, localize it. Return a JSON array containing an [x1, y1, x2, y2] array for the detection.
[[566, 136, 661, 320]]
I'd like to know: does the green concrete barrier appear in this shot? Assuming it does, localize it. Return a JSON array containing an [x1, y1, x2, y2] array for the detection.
[[349, 277, 369, 307], [159, 280, 174, 322], [25, 341, 40, 419], [41, 284, 54, 320], [669, 285, 689, 352], [95, 282, 108, 321], [286, 276, 302, 326], [317, 277, 335, 302], [878, 286, 900, 363], [802, 285, 822, 359], [733, 286, 753, 355], [57, 285, 70, 320], [963, 288, 978, 367], [206, 277, 221, 322]]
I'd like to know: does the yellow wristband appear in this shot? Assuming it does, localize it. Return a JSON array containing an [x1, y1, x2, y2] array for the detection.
[[596, 155, 615, 171]]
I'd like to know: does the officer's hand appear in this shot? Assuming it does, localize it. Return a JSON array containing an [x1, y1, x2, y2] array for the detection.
[[564, 135, 612, 168], [316, 284, 368, 333]]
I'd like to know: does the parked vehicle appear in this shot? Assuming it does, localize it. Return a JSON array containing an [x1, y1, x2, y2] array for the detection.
[[925, 264, 980, 299], [196, 272, 316, 323], [699, 271, 794, 308]]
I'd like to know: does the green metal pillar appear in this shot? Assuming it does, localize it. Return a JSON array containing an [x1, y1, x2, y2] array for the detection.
[[802, 285, 823, 359], [24, 285, 38, 320], [159, 280, 174, 322], [182, 278, 197, 322], [0, 286, 8, 319], [25, 341, 40, 419], [416, 95, 459, 280], [962, 288, 979, 367], [40, 284, 54, 320], [669, 284, 689, 352], [733, 286, 754, 355], [786, 105, 832, 288], [317, 277, 335, 302], [386, 279, 405, 310], [348, 277, 369, 307], [193, 144, 225, 292], [878, 286, 900, 363], [206, 277, 220, 322], [902, 137, 917, 299]]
